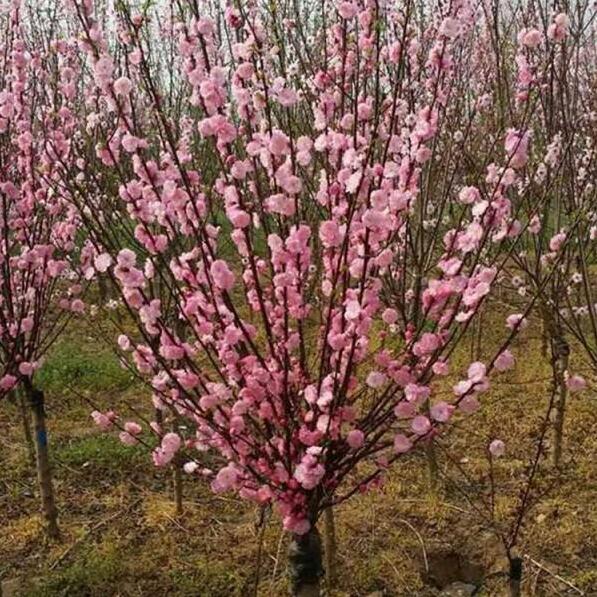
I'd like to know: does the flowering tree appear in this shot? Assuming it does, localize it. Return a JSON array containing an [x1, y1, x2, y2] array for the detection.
[[27, 0, 592, 593], [0, 1, 84, 539], [499, 4, 596, 466]]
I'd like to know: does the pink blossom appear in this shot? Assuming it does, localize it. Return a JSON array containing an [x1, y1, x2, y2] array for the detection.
[[549, 232, 566, 252], [459, 396, 480, 413], [212, 465, 239, 492], [283, 516, 310, 535], [18, 362, 34, 376], [118, 334, 131, 351], [319, 221, 343, 248], [454, 379, 473, 396], [505, 129, 530, 169], [404, 383, 430, 403], [494, 350, 515, 371], [229, 209, 250, 229], [547, 13, 570, 42], [210, 260, 235, 290], [161, 432, 182, 454], [345, 300, 361, 320], [294, 454, 325, 489], [0, 374, 17, 392], [458, 186, 480, 205], [91, 410, 116, 430], [394, 402, 415, 419], [346, 429, 365, 449], [439, 17, 460, 38], [522, 29, 542, 48], [366, 371, 386, 389], [430, 401, 453, 423], [506, 313, 528, 330], [337, 2, 358, 19], [566, 374, 586, 393], [489, 439, 506, 457], [269, 130, 290, 156], [382, 308, 398, 324], [124, 421, 142, 435], [119, 432, 137, 446], [394, 434, 412, 454], [432, 361, 449, 376], [266, 193, 296, 216], [413, 332, 441, 356], [117, 248, 137, 268], [183, 462, 199, 474], [113, 76, 132, 96], [411, 415, 431, 435], [93, 55, 113, 86], [71, 299, 85, 314], [93, 253, 112, 272], [468, 362, 487, 383]]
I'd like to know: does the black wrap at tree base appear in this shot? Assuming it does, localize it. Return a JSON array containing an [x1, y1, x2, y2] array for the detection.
[[288, 527, 323, 596]]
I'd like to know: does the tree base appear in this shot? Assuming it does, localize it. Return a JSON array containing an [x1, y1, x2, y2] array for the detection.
[[288, 527, 323, 596]]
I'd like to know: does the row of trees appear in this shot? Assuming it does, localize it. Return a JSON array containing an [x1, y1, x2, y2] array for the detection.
[[1, 0, 595, 594]]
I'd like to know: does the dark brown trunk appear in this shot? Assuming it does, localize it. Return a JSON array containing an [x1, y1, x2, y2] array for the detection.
[[288, 526, 323, 597], [19, 390, 35, 467], [12, 388, 35, 467], [173, 456, 183, 516], [26, 384, 60, 539], [548, 318, 570, 468], [508, 556, 522, 597], [323, 507, 337, 589], [98, 274, 109, 303]]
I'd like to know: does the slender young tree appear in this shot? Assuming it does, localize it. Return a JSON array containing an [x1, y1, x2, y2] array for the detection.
[[0, 0, 84, 539]]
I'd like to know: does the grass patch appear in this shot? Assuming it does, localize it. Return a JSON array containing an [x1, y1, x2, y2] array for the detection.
[[171, 558, 247, 596], [55, 434, 146, 471], [25, 540, 124, 597], [36, 337, 133, 396]]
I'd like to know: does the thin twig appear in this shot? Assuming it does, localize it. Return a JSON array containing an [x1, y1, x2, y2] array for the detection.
[[269, 525, 285, 596], [381, 552, 403, 583], [524, 554, 585, 595], [394, 517, 429, 573]]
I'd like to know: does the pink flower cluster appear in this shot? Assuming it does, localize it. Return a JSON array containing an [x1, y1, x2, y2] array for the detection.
[[4, 0, 591, 539]]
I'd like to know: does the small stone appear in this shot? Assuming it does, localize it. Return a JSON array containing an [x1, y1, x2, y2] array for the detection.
[[439, 581, 477, 596]]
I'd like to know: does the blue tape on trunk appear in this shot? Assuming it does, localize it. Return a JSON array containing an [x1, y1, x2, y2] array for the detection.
[[37, 430, 47, 447]]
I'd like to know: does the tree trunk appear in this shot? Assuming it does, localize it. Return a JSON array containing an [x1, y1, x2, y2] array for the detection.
[[551, 335, 569, 468], [18, 389, 36, 467], [542, 303, 570, 468], [508, 556, 522, 597], [323, 507, 337, 589], [288, 526, 323, 597], [425, 435, 439, 490], [540, 313, 549, 359], [471, 306, 483, 360], [98, 273, 109, 304], [253, 504, 270, 596], [10, 388, 35, 467], [25, 384, 60, 539], [173, 456, 183, 516], [549, 324, 570, 468]]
